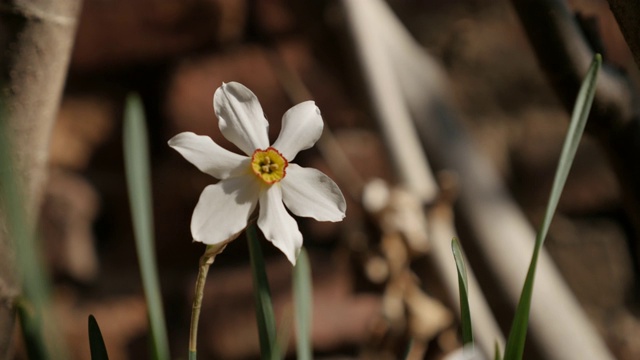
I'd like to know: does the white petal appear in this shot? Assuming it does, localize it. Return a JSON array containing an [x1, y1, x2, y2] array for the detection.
[[258, 185, 302, 265], [281, 164, 346, 221], [272, 101, 324, 161], [214, 82, 270, 155], [191, 175, 260, 245], [168, 132, 250, 179]]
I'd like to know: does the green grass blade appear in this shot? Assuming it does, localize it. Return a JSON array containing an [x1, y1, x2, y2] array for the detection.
[[451, 238, 473, 346], [275, 308, 292, 360], [0, 101, 65, 359], [123, 94, 170, 360], [88, 315, 109, 360], [247, 224, 280, 359], [494, 340, 502, 360], [502, 54, 602, 360], [15, 298, 47, 360], [293, 248, 313, 360], [402, 338, 414, 360]]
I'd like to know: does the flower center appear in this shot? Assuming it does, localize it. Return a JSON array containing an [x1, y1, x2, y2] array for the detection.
[[251, 147, 288, 184]]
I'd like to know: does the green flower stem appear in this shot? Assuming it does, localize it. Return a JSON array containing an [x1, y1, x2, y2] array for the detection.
[[247, 223, 279, 359], [189, 243, 227, 360]]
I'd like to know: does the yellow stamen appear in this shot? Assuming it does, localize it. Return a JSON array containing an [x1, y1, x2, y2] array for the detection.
[[251, 147, 288, 184]]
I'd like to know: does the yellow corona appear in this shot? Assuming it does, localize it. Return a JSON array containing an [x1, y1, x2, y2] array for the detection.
[[251, 147, 288, 184]]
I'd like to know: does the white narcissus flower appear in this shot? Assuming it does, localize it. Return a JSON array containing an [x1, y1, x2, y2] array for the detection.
[[168, 82, 346, 265]]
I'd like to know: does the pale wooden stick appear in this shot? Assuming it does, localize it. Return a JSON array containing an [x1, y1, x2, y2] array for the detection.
[[342, 0, 505, 357], [340, 0, 438, 204]]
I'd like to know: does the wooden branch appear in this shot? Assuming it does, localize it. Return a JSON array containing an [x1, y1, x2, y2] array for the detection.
[[607, 0, 640, 72], [341, 0, 505, 357], [510, 0, 640, 276], [0, 0, 82, 356]]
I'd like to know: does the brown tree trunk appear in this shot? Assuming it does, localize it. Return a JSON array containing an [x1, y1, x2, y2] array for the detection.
[[0, 0, 82, 356]]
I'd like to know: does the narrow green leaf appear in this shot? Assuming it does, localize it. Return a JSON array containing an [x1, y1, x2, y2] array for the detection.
[[451, 238, 473, 346], [293, 248, 313, 360], [503, 54, 602, 360], [494, 340, 502, 360], [402, 338, 414, 360], [123, 93, 170, 360], [88, 315, 109, 360], [16, 299, 47, 360], [247, 224, 280, 359], [275, 308, 293, 360], [0, 100, 65, 359]]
